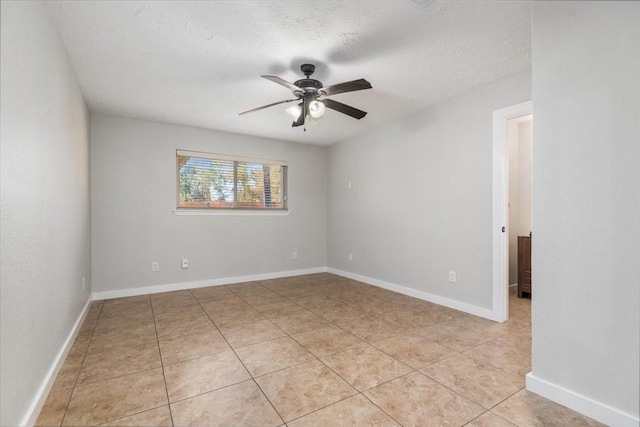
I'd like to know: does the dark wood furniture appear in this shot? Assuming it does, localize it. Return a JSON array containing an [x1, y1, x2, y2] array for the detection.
[[518, 235, 532, 298]]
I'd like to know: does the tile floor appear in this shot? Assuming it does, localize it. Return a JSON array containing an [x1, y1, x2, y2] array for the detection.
[[35, 273, 603, 426]]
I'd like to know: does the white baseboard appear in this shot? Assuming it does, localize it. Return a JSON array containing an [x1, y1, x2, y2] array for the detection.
[[526, 373, 639, 427], [22, 298, 92, 426], [91, 267, 327, 301], [326, 268, 497, 321]]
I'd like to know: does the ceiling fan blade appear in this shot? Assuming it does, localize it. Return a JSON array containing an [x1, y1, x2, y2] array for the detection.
[[292, 102, 305, 127], [322, 99, 367, 119], [262, 75, 300, 92], [239, 98, 298, 115], [320, 78, 372, 97]]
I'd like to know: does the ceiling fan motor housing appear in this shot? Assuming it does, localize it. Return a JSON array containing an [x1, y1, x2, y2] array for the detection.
[[294, 78, 323, 92], [294, 63, 323, 93]]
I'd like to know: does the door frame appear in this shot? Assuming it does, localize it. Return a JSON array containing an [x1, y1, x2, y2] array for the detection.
[[492, 100, 532, 322]]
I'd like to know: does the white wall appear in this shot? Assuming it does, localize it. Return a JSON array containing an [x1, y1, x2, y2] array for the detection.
[[0, 2, 91, 425], [507, 119, 532, 285], [530, 2, 640, 425], [90, 114, 327, 295], [327, 71, 531, 312]]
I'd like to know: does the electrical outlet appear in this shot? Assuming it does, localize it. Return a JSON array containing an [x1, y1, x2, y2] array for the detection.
[[449, 270, 457, 283], [348, 253, 354, 262], [182, 259, 189, 269], [292, 251, 298, 260], [82, 276, 85, 291], [348, 181, 353, 190], [152, 262, 159, 272]]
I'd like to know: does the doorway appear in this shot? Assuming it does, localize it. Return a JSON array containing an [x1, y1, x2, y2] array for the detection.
[[507, 115, 532, 297], [492, 101, 532, 322]]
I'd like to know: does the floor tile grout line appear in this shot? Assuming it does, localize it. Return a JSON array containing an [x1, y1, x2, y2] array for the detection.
[[358, 390, 407, 426], [307, 343, 421, 426], [56, 300, 104, 427], [189, 288, 287, 426], [92, 404, 170, 427], [283, 392, 368, 425], [196, 280, 412, 424], [40, 275, 532, 426], [150, 294, 176, 427]]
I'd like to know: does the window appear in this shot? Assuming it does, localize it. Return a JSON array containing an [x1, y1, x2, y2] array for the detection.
[[176, 150, 287, 210]]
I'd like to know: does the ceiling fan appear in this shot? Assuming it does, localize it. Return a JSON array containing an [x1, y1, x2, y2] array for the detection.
[[239, 64, 372, 128]]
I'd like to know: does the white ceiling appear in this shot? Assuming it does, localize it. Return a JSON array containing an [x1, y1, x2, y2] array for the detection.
[[47, 0, 531, 146]]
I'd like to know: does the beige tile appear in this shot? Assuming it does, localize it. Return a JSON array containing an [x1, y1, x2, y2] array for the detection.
[[102, 295, 149, 308], [309, 304, 369, 324], [152, 304, 205, 322], [412, 323, 489, 351], [288, 293, 337, 307], [464, 340, 531, 378], [219, 318, 286, 349], [492, 390, 605, 426], [493, 327, 532, 352], [67, 329, 93, 358], [51, 356, 83, 391], [170, 380, 283, 426], [371, 333, 456, 369], [375, 308, 439, 329], [154, 313, 216, 340], [94, 312, 155, 335], [420, 354, 524, 409], [255, 360, 357, 421], [269, 310, 332, 334], [158, 329, 230, 365], [86, 300, 104, 318], [100, 405, 172, 426], [35, 387, 72, 427], [263, 282, 310, 293], [292, 326, 365, 357], [79, 316, 99, 333], [33, 278, 535, 427], [151, 289, 196, 303], [151, 291, 199, 311], [465, 412, 517, 427], [386, 296, 432, 311], [449, 313, 522, 339], [363, 372, 484, 427], [235, 336, 315, 377], [164, 350, 250, 402], [321, 344, 412, 391], [77, 341, 161, 385], [210, 307, 266, 328], [225, 281, 267, 295], [100, 296, 151, 318], [288, 394, 400, 427], [193, 291, 246, 306], [62, 368, 167, 426], [190, 285, 236, 303], [348, 300, 389, 315], [339, 316, 403, 343], [273, 287, 317, 299], [201, 299, 254, 316], [255, 301, 307, 318], [241, 292, 289, 306], [87, 322, 158, 355]]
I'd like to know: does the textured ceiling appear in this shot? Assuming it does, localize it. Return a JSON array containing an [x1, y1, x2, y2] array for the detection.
[[47, 0, 531, 145]]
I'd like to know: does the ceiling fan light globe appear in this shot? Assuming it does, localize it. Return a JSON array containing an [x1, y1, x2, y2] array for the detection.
[[286, 105, 302, 121], [309, 100, 326, 119]]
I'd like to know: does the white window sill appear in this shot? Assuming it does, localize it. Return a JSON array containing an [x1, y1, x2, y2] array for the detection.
[[173, 209, 290, 216]]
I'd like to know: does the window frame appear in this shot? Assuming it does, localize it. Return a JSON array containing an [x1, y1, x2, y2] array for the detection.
[[176, 149, 288, 212]]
